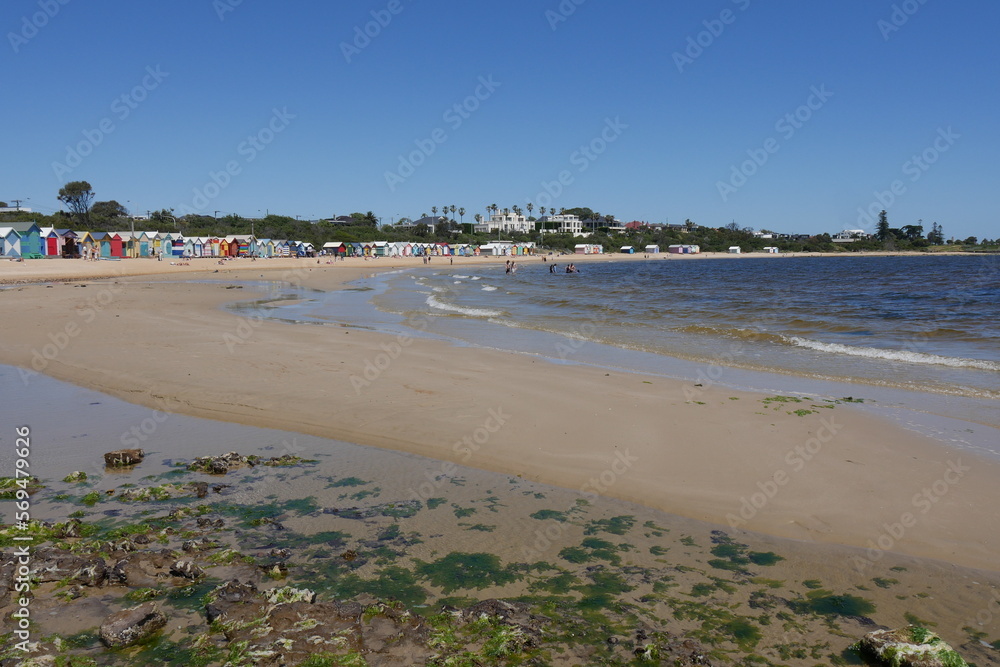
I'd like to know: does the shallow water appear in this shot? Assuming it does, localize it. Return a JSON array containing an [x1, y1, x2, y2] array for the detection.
[[377, 255, 1000, 400]]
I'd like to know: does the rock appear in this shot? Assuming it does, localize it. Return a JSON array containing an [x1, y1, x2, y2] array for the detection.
[[108, 550, 175, 587], [205, 580, 264, 624], [189, 481, 209, 498], [30, 548, 107, 587], [170, 560, 205, 579], [54, 519, 84, 539], [856, 626, 969, 666], [210, 459, 229, 475], [62, 471, 88, 483], [99, 602, 167, 647], [104, 449, 145, 468]]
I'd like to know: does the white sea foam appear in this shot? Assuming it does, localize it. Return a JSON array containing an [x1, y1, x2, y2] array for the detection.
[[471, 276, 482, 281], [426, 295, 501, 318], [788, 337, 1000, 371], [481, 285, 498, 292]]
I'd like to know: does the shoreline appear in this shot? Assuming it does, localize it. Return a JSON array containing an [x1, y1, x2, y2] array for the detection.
[[0, 248, 982, 285], [1, 257, 998, 573]]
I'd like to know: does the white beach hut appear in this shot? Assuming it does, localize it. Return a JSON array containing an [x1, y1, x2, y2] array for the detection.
[[0, 227, 22, 258]]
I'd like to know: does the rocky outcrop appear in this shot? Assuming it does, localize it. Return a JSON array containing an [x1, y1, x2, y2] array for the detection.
[[99, 602, 167, 647], [104, 449, 145, 468], [856, 626, 969, 666], [108, 549, 176, 587], [186, 451, 312, 475], [29, 548, 107, 587]]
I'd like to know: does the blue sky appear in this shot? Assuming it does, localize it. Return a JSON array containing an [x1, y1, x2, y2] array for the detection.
[[4, 0, 997, 238]]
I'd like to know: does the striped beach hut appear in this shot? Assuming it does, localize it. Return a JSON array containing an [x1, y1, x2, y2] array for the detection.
[[0, 227, 22, 258]]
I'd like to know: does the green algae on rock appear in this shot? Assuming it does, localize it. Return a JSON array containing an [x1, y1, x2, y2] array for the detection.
[[853, 626, 969, 666]]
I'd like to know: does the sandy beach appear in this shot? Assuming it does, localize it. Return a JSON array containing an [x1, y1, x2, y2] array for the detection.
[[1, 253, 997, 575]]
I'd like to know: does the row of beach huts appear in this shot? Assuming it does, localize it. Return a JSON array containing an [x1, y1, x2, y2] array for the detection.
[[619, 244, 702, 254], [0, 222, 548, 260]]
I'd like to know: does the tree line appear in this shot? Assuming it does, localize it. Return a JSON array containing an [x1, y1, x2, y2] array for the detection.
[[2, 182, 993, 252]]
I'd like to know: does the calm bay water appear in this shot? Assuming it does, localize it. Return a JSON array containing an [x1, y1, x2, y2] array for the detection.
[[363, 255, 1000, 402]]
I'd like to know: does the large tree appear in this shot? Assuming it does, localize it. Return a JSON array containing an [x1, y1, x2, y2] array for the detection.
[[91, 200, 128, 222], [928, 221, 944, 245], [58, 181, 95, 222], [900, 224, 924, 241], [875, 210, 891, 241]]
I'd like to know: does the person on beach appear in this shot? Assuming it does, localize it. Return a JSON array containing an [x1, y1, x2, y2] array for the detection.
[[505, 260, 511, 274], [549, 263, 556, 273]]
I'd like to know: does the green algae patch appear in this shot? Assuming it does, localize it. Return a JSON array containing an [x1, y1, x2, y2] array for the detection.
[[0, 476, 44, 499], [426, 497, 447, 510], [329, 476, 369, 488], [559, 537, 624, 566], [583, 515, 635, 536], [528, 571, 579, 595], [79, 491, 103, 507], [334, 566, 428, 608], [452, 505, 476, 518], [530, 509, 568, 522], [748, 551, 785, 566], [723, 617, 763, 651], [416, 552, 522, 593], [794, 589, 876, 617], [466, 524, 496, 532]]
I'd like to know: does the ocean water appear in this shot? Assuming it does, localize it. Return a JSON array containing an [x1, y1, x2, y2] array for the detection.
[[364, 255, 1000, 401]]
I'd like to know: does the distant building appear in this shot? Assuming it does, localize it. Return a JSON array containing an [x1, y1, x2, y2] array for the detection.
[[412, 216, 447, 228], [486, 212, 532, 234], [538, 214, 582, 235], [832, 229, 871, 243]]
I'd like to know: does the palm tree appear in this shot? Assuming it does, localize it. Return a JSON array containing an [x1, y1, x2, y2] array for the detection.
[[458, 207, 465, 225], [474, 213, 482, 224], [450, 205, 456, 219], [526, 203, 533, 219], [431, 206, 438, 218], [540, 206, 547, 218], [490, 203, 498, 220]]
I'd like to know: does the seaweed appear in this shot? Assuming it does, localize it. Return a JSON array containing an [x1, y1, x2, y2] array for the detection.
[[582, 515, 635, 536], [416, 552, 522, 593]]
